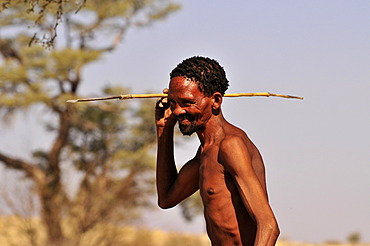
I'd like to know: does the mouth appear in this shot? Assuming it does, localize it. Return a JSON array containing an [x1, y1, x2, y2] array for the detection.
[[177, 114, 204, 136], [177, 114, 195, 124], [178, 117, 191, 124]]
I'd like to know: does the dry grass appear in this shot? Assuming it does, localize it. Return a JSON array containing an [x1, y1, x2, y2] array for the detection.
[[0, 215, 368, 246], [277, 240, 370, 246]]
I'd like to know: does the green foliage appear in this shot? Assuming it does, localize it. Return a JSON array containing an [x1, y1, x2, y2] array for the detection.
[[0, 0, 180, 47], [0, 0, 180, 245]]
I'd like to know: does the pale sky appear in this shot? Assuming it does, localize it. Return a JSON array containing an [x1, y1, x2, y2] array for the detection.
[[1, 0, 370, 243]]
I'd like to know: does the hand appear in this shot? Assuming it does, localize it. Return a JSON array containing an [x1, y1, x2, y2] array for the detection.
[[155, 89, 176, 128]]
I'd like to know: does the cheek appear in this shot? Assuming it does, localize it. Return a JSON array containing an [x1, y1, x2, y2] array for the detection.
[[196, 107, 212, 121], [200, 100, 213, 114], [187, 100, 212, 120]]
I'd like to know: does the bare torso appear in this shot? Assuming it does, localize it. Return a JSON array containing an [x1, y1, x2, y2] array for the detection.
[[156, 75, 279, 245], [199, 125, 267, 246]]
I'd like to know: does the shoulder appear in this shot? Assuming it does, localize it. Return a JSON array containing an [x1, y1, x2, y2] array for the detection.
[[219, 133, 251, 161], [220, 134, 244, 151], [220, 124, 250, 152], [218, 134, 252, 175]]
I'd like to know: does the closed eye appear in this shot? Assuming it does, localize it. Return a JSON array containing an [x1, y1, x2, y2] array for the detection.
[[169, 98, 195, 107], [183, 100, 195, 106]]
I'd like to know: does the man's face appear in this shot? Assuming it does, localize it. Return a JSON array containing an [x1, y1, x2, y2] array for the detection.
[[168, 76, 212, 136]]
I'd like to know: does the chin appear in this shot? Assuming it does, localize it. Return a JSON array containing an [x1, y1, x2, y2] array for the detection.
[[179, 124, 196, 136], [178, 122, 204, 136], [181, 131, 195, 136]]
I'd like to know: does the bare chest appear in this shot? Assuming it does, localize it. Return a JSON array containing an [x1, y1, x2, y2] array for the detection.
[[199, 147, 248, 245], [199, 147, 234, 202]]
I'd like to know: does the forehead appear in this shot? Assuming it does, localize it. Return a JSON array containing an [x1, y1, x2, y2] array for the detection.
[[168, 76, 203, 99]]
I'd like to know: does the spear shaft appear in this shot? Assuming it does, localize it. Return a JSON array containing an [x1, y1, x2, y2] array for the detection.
[[66, 92, 303, 103]]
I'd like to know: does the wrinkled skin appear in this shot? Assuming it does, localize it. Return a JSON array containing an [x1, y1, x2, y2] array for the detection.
[[155, 76, 280, 246]]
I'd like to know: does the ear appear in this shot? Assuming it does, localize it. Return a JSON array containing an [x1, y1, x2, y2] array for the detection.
[[211, 92, 223, 113]]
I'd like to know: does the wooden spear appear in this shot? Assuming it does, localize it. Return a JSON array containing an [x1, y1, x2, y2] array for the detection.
[[66, 92, 303, 103]]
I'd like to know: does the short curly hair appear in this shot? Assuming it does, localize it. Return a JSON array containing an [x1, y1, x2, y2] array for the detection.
[[170, 56, 229, 96]]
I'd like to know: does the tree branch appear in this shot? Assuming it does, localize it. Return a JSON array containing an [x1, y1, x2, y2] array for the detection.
[[0, 151, 44, 185], [48, 110, 71, 169]]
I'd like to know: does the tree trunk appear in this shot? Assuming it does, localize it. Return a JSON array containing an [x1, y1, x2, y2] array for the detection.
[[42, 203, 64, 246], [39, 110, 70, 246], [39, 181, 66, 246]]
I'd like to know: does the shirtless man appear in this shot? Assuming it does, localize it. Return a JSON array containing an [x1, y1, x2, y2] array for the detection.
[[155, 56, 280, 246]]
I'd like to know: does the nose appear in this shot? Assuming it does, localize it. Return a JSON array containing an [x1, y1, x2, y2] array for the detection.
[[172, 104, 186, 116]]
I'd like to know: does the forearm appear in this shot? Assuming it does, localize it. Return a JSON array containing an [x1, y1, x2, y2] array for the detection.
[[156, 125, 178, 208]]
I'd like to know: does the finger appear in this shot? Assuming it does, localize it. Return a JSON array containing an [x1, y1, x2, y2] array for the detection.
[[155, 99, 164, 109], [156, 98, 169, 109], [155, 96, 170, 109]]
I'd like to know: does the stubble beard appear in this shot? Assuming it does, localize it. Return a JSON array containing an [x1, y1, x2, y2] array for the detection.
[[178, 121, 205, 136]]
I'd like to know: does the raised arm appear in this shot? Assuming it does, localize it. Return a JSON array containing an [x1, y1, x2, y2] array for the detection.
[[155, 97, 200, 209], [219, 136, 280, 246]]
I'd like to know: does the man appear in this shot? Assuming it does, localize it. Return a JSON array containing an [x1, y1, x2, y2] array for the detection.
[[155, 56, 279, 246]]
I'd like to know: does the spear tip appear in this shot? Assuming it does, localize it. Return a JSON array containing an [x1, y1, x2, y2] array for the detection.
[[66, 100, 78, 103]]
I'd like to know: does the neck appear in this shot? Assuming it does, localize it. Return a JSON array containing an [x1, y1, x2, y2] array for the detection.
[[196, 110, 227, 147]]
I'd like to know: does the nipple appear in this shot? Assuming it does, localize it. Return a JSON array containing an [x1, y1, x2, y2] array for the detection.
[[207, 187, 215, 195]]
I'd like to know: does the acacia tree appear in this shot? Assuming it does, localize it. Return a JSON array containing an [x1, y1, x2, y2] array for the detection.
[[0, 0, 179, 47], [0, 1, 179, 245]]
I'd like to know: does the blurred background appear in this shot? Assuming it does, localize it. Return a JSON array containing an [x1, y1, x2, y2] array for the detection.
[[0, 0, 369, 245]]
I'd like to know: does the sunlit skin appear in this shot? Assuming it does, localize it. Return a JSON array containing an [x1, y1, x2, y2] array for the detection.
[[155, 76, 279, 246]]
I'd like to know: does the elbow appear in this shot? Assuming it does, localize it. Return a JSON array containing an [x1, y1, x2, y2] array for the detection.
[[157, 198, 176, 209], [258, 218, 280, 241], [272, 222, 280, 239], [273, 217, 280, 236], [270, 222, 280, 242], [267, 219, 280, 238]]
